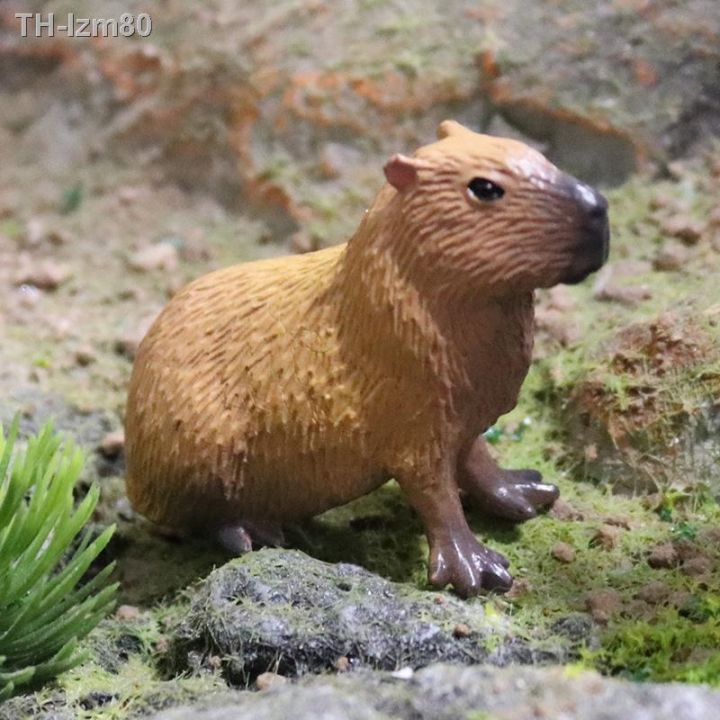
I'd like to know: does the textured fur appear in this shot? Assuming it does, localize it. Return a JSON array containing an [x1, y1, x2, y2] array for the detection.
[[125, 120, 608, 596]]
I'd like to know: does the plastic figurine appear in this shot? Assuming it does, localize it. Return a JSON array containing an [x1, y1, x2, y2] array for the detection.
[[125, 120, 609, 597]]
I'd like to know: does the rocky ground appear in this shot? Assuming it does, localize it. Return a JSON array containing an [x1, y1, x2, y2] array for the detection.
[[1, 0, 719, 718]]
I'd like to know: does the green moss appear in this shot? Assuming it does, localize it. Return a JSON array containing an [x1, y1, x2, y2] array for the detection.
[[476, 383, 720, 682], [297, 482, 428, 587], [58, 655, 224, 720], [589, 600, 720, 684], [463, 199, 720, 678]]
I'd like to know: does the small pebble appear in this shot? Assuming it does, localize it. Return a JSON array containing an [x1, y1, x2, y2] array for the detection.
[[668, 590, 692, 610], [207, 655, 222, 671], [673, 538, 701, 562], [661, 216, 704, 245], [550, 497, 583, 522], [635, 581, 670, 605], [594, 283, 652, 307], [290, 231, 314, 254], [453, 623, 472, 638], [666, 160, 688, 180], [116, 497, 135, 522], [115, 331, 142, 359], [546, 285, 575, 311], [24, 217, 47, 246], [551, 542, 576, 564], [115, 605, 140, 621], [506, 577, 532, 600], [17, 283, 42, 308], [585, 589, 622, 623], [47, 228, 71, 246], [592, 263, 653, 306], [603, 515, 631, 529], [75, 345, 97, 366], [117, 186, 143, 205], [15, 261, 71, 291], [647, 542, 678, 569], [115, 312, 159, 359], [681, 557, 713, 576], [653, 242, 688, 271], [534, 306, 582, 345], [100, 430, 125, 459], [256, 672, 287, 691], [583, 443, 598, 462], [128, 242, 179, 273], [591, 524, 621, 551]]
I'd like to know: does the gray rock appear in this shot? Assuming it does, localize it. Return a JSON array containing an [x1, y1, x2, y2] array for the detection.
[[0, 388, 122, 477], [151, 664, 720, 720], [0, 388, 113, 446], [168, 549, 571, 683]]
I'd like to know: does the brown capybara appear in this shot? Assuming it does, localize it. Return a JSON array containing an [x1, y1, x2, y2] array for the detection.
[[125, 120, 609, 597]]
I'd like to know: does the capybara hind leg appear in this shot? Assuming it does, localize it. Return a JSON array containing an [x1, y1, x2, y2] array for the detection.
[[458, 436, 559, 522], [216, 520, 286, 555], [398, 473, 513, 597]]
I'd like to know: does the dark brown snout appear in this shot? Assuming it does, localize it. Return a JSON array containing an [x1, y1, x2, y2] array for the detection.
[[560, 177, 610, 285]]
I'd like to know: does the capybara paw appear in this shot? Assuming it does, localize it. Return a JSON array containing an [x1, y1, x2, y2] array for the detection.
[[216, 524, 253, 554], [468, 469, 559, 523], [216, 520, 286, 555], [428, 536, 513, 597]]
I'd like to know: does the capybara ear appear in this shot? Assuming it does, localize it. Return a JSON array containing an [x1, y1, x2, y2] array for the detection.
[[384, 154, 420, 191], [437, 119, 468, 139]]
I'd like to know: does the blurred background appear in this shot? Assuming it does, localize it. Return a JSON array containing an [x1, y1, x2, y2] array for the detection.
[[0, 0, 718, 426]]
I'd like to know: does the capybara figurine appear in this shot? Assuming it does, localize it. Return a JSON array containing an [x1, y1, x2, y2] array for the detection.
[[125, 120, 609, 597]]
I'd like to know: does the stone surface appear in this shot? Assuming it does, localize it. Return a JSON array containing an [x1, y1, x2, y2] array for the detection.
[[169, 549, 570, 682], [150, 664, 720, 720], [0, 388, 114, 449]]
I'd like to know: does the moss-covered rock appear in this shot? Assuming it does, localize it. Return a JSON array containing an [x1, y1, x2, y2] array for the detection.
[[150, 664, 720, 720], [552, 309, 720, 493], [168, 550, 574, 684]]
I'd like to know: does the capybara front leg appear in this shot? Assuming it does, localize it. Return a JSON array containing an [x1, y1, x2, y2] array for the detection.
[[458, 435, 559, 522], [399, 474, 513, 597]]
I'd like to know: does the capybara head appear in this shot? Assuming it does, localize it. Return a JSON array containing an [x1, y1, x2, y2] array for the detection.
[[382, 120, 609, 295]]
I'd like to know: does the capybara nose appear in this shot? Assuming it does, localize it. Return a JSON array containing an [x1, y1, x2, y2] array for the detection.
[[570, 179, 610, 264], [572, 181, 608, 219]]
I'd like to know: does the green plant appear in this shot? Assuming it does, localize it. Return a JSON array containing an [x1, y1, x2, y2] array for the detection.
[[0, 420, 117, 700], [588, 601, 720, 685]]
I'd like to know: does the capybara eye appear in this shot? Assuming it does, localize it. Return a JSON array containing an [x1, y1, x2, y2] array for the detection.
[[468, 177, 505, 202]]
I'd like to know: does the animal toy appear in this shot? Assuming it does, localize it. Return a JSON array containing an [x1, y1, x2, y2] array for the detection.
[[125, 120, 609, 596]]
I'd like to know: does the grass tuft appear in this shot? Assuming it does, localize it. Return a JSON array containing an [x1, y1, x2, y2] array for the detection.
[[0, 419, 117, 700]]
